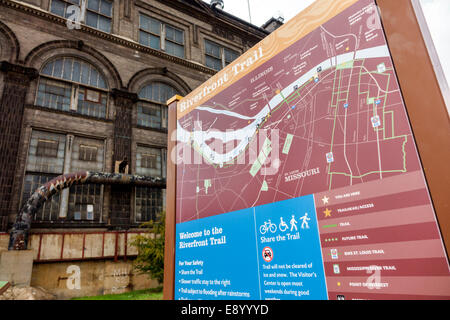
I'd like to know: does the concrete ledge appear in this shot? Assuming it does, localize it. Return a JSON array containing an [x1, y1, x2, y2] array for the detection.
[[0, 250, 34, 286]]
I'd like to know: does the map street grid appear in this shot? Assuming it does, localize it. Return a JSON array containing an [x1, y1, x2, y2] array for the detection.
[[176, 0, 418, 222], [174, 0, 450, 300]]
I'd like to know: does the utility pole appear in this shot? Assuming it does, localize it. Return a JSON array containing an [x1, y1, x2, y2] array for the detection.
[[247, 0, 252, 23]]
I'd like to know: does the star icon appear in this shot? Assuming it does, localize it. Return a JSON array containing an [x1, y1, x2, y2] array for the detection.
[[322, 196, 329, 205], [324, 208, 332, 217]]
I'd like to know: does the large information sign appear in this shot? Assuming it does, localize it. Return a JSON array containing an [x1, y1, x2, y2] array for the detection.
[[173, 0, 450, 300]]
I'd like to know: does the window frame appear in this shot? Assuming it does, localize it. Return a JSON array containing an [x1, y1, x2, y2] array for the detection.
[[36, 57, 109, 119], [36, 139, 60, 158], [141, 153, 158, 169], [204, 39, 240, 71], [21, 130, 106, 224], [49, 0, 113, 33], [138, 13, 186, 59], [22, 172, 62, 222], [78, 144, 99, 162], [135, 145, 165, 178], [136, 82, 178, 130], [134, 145, 166, 223]]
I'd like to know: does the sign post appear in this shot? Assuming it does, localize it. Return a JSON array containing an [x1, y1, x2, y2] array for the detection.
[[164, 0, 450, 300]]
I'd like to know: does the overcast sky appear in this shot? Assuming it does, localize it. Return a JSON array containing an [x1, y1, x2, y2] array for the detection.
[[205, 0, 450, 94], [206, 0, 316, 26], [419, 0, 450, 90]]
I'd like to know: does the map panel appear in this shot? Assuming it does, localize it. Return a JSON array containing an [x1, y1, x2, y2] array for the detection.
[[174, 0, 450, 300], [177, 0, 418, 222]]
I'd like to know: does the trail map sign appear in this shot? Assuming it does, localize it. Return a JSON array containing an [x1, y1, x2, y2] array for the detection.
[[171, 0, 450, 300]]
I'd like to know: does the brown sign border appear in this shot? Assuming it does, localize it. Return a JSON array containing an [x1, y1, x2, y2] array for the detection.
[[163, 0, 450, 300]]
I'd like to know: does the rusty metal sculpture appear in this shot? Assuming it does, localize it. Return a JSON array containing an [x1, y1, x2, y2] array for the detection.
[[8, 171, 165, 250]]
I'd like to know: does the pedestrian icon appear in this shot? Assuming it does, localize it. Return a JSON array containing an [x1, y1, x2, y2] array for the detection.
[[290, 215, 298, 232], [300, 213, 310, 229]]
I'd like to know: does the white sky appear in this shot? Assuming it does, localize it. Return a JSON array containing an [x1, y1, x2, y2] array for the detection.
[[206, 0, 316, 26], [419, 0, 450, 90], [205, 0, 450, 95]]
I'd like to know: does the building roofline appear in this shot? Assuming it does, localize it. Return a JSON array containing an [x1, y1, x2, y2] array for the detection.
[[261, 16, 284, 29], [210, 5, 270, 36], [153, 0, 269, 40]]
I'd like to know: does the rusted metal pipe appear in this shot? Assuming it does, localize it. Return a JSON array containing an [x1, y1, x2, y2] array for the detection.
[[8, 171, 165, 250]]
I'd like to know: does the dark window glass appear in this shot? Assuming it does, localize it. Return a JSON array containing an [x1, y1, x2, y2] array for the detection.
[[205, 40, 221, 58], [38, 58, 108, 118], [79, 145, 98, 161], [135, 187, 163, 222], [205, 40, 240, 70], [206, 55, 222, 71], [68, 184, 102, 221], [137, 83, 177, 129], [50, 0, 66, 18], [224, 48, 239, 66], [137, 103, 162, 129], [40, 57, 107, 89], [139, 14, 184, 58], [36, 78, 72, 111], [36, 139, 59, 158], [85, 0, 112, 33]]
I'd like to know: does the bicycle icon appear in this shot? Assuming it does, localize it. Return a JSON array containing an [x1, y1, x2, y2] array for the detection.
[[259, 220, 277, 234]]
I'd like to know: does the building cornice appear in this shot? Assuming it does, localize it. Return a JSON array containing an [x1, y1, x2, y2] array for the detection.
[[0, 60, 38, 78], [149, 0, 269, 41], [0, 0, 217, 75]]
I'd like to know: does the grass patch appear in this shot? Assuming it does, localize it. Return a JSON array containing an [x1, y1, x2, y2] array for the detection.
[[72, 287, 163, 300]]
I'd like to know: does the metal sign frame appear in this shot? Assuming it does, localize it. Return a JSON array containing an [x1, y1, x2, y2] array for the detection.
[[163, 0, 450, 300]]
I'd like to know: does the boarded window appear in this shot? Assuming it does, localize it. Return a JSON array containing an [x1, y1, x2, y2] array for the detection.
[[36, 139, 59, 158]]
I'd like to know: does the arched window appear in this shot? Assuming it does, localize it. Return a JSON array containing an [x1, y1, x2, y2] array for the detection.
[[137, 82, 178, 129], [36, 57, 108, 118]]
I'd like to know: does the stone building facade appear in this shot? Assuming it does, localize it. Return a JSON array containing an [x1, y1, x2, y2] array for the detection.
[[0, 0, 269, 297]]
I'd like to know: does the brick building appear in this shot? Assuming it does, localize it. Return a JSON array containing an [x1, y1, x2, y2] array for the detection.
[[0, 0, 271, 297]]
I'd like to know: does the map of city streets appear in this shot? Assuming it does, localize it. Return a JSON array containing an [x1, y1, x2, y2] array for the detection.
[[177, 1, 418, 222], [174, 0, 449, 300]]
